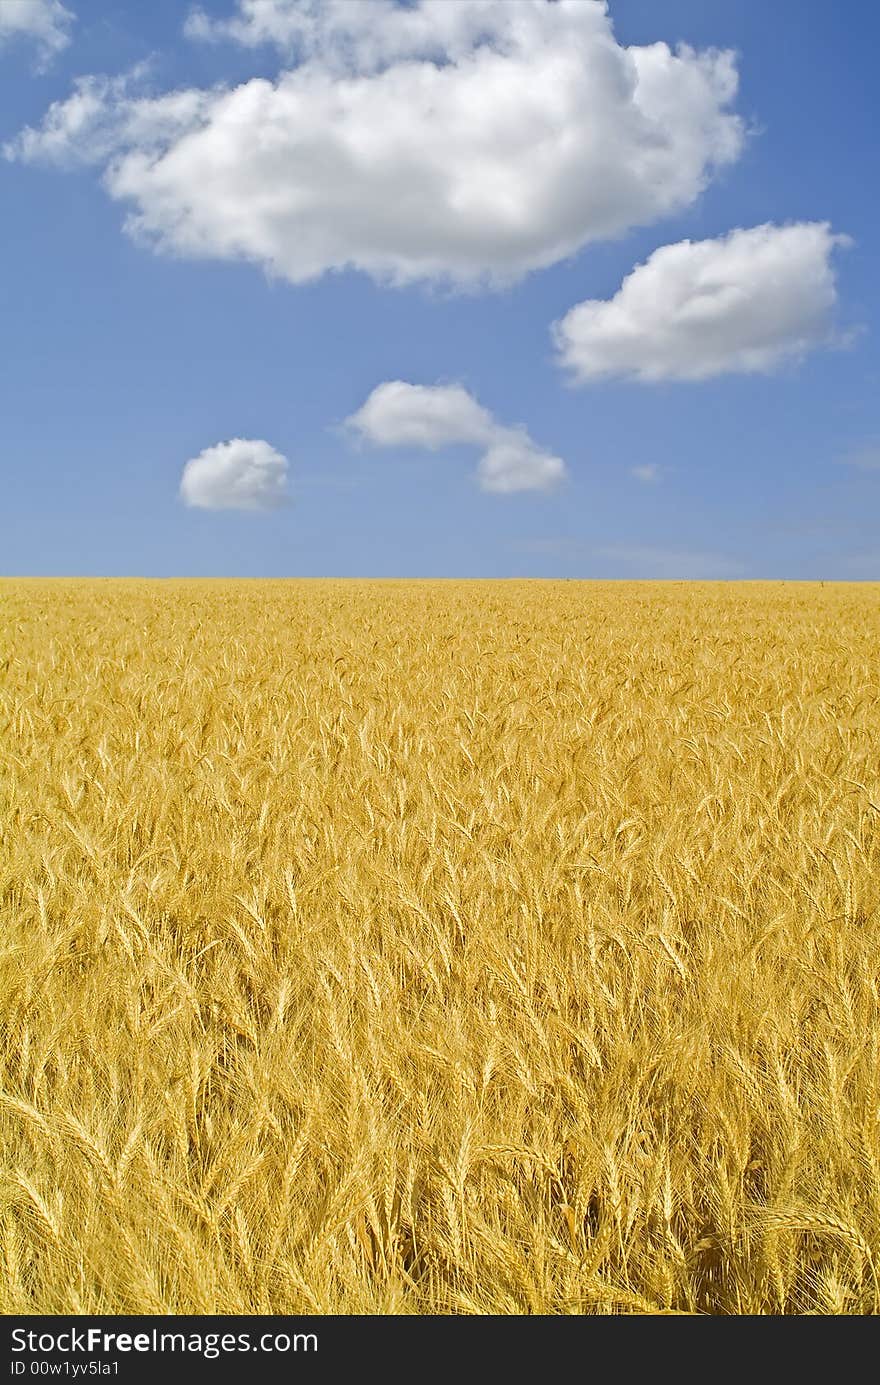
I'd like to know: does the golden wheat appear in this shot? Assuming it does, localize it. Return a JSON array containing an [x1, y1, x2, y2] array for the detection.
[[2, 578, 879, 1314]]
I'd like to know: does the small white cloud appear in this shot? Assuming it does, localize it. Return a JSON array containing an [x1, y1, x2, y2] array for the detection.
[[0, 0, 73, 68], [8, 0, 744, 287], [346, 381, 565, 494], [477, 431, 566, 494], [179, 438, 290, 510], [631, 463, 660, 483], [346, 381, 494, 450], [554, 223, 851, 383]]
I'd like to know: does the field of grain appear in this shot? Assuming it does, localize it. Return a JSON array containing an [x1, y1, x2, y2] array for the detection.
[[2, 578, 879, 1314]]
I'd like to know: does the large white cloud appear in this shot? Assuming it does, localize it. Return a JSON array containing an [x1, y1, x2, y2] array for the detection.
[[554, 222, 851, 383], [0, 0, 73, 67], [5, 0, 744, 287], [346, 381, 566, 493], [179, 438, 290, 510]]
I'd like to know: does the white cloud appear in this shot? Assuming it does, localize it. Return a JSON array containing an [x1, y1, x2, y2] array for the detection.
[[347, 381, 494, 450], [477, 431, 566, 495], [554, 222, 851, 383], [0, 0, 74, 68], [6, 0, 744, 287], [179, 438, 290, 510], [346, 381, 565, 493], [6, 69, 208, 167], [631, 463, 660, 482]]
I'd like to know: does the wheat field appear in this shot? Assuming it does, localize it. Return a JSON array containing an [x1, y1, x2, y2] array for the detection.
[[1, 578, 879, 1315]]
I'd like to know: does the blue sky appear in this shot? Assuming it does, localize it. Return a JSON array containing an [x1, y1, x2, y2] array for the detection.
[[1, 0, 878, 578]]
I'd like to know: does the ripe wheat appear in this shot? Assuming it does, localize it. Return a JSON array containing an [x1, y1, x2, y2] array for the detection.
[[2, 578, 879, 1314]]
